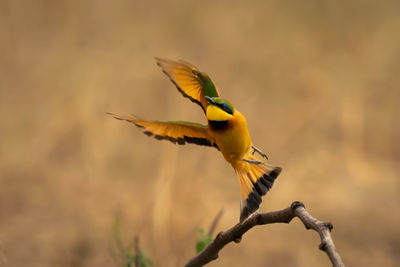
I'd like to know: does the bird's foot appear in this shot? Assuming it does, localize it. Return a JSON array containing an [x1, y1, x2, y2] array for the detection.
[[243, 158, 265, 165], [251, 146, 268, 160]]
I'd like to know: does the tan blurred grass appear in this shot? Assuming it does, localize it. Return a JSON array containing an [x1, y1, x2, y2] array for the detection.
[[1, 0, 400, 266]]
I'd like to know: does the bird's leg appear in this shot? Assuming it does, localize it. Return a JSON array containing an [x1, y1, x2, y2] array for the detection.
[[251, 145, 268, 160], [242, 158, 265, 165]]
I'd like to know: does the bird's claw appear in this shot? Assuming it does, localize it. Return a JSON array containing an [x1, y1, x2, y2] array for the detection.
[[251, 146, 268, 160], [243, 158, 264, 165]]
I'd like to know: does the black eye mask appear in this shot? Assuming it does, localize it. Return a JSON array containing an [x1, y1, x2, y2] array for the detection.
[[219, 102, 233, 115]]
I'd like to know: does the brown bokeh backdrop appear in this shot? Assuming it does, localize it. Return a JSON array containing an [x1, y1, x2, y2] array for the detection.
[[1, 1, 400, 266]]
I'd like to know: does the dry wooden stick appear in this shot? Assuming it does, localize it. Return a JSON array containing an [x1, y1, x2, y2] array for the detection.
[[208, 209, 224, 236], [185, 201, 345, 267]]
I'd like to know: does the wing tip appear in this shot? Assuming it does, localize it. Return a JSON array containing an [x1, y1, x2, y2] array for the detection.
[[155, 57, 178, 68], [155, 57, 197, 71], [154, 56, 166, 67], [106, 112, 124, 121]]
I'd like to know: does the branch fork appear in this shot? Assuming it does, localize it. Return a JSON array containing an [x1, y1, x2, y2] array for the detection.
[[185, 201, 345, 267]]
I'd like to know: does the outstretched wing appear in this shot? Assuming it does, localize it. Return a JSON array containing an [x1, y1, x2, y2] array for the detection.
[[155, 58, 219, 113], [108, 113, 218, 149]]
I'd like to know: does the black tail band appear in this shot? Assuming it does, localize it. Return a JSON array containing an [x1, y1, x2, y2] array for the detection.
[[240, 167, 282, 222]]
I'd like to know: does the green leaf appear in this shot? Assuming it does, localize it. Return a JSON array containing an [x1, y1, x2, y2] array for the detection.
[[125, 249, 153, 267], [195, 228, 213, 253], [111, 214, 153, 267]]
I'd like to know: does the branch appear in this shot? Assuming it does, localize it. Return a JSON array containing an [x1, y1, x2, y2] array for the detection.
[[208, 209, 223, 236], [185, 201, 345, 267]]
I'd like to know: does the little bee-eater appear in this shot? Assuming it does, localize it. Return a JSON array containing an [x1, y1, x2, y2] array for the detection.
[[109, 58, 282, 221]]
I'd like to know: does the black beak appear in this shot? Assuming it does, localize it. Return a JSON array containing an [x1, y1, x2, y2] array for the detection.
[[205, 96, 217, 106]]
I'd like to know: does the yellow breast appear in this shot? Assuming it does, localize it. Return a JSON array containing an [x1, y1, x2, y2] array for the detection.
[[207, 110, 252, 164]]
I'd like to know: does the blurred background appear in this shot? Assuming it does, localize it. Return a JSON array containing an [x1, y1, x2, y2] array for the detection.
[[1, 0, 400, 266]]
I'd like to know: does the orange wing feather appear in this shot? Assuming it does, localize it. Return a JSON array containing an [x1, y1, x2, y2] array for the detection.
[[108, 113, 218, 148], [155, 58, 219, 112]]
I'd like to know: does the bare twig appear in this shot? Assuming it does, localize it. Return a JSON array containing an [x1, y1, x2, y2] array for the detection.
[[293, 203, 344, 267], [208, 209, 224, 236], [185, 201, 345, 267]]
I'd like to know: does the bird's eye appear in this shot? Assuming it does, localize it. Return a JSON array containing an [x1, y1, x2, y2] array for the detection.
[[220, 102, 233, 115]]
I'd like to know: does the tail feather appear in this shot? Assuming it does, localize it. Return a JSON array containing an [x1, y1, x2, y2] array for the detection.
[[237, 156, 282, 222]]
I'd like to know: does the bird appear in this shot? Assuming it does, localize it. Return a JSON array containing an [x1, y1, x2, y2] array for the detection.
[[108, 58, 282, 222]]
